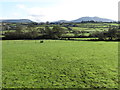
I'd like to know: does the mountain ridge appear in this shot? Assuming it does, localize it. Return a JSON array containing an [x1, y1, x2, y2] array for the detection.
[[54, 17, 116, 23], [0, 17, 116, 23], [0, 19, 33, 23]]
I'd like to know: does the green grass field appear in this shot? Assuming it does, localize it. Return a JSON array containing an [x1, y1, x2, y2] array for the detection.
[[2, 40, 118, 88]]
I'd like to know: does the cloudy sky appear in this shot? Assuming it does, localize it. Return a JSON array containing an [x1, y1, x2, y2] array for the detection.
[[0, 0, 119, 22]]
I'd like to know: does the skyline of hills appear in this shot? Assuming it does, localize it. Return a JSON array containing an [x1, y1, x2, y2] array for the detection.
[[0, 17, 117, 23], [54, 17, 116, 23], [0, 19, 33, 23]]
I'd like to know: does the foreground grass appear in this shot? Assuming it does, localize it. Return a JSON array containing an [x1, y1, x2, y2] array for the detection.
[[2, 40, 118, 88]]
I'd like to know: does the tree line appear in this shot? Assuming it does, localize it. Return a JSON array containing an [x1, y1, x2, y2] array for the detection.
[[3, 24, 120, 41], [3, 25, 65, 40], [90, 27, 120, 40]]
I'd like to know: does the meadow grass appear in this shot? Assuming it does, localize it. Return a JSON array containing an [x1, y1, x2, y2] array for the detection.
[[2, 40, 118, 88]]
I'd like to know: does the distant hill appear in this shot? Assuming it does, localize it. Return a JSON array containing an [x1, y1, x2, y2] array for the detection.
[[72, 17, 115, 22], [0, 19, 33, 23], [53, 17, 115, 23], [53, 20, 69, 23], [0, 17, 115, 23]]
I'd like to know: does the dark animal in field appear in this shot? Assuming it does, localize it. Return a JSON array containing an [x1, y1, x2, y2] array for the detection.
[[40, 41, 44, 43]]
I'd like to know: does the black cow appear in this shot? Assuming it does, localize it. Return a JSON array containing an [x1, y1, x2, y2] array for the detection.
[[40, 41, 44, 43]]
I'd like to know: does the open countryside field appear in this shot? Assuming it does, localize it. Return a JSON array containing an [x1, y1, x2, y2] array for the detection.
[[2, 40, 118, 88]]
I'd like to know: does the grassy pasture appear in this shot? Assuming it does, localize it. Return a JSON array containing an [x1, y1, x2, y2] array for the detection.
[[71, 27, 108, 31], [2, 40, 118, 88]]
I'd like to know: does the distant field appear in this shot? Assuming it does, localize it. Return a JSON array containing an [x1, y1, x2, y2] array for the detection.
[[70, 27, 108, 31], [2, 40, 118, 88], [1, 23, 119, 38]]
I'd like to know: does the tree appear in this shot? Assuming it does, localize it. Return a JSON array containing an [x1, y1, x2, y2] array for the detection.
[[89, 31, 107, 40], [25, 26, 39, 39], [43, 26, 65, 39], [45, 26, 53, 38], [4, 24, 24, 39], [107, 27, 117, 40], [37, 28, 45, 34], [52, 26, 64, 39]]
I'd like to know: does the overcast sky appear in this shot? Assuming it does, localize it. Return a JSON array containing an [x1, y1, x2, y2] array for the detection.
[[0, 0, 119, 22]]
